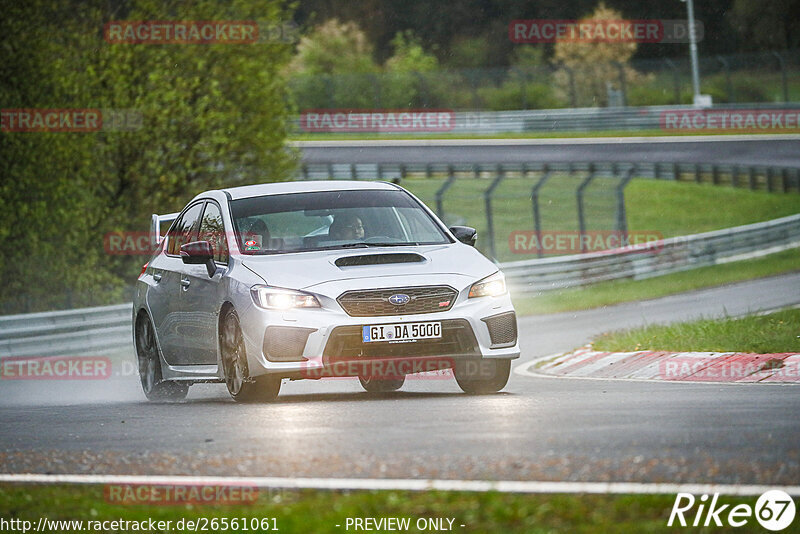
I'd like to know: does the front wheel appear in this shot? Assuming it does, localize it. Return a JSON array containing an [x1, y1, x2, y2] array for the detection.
[[135, 314, 189, 401], [454, 359, 511, 394], [359, 374, 405, 393], [220, 308, 281, 402]]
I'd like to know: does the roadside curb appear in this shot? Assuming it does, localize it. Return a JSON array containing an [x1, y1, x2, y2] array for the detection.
[[516, 347, 800, 385]]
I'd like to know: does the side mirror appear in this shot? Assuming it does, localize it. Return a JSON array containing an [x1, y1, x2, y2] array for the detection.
[[449, 226, 477, 247], [180, 241, 217, 277]]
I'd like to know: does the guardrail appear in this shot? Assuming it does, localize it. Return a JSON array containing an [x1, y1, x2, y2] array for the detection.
[[1, 214, 798, 357], [0, 303, 132, 358], [291, 103, 800, 135], [502, 213, 800, 293]]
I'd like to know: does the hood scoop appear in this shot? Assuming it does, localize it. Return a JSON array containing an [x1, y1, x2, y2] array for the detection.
[[335, 252, 426, 268]]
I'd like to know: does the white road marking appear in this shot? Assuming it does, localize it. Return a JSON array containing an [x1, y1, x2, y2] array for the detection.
[[292, 134, 800, 148], [0, 473, 797, 496]]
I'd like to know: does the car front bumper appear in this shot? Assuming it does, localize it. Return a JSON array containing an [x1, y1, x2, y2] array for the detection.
[[239, 291, 520, 379]]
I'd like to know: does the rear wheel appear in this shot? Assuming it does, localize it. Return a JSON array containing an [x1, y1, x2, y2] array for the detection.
[[454, 359, 511, 394], [220, 309, 281, 402], [135, 314, 189, 401], [359, 374, 405, 393]]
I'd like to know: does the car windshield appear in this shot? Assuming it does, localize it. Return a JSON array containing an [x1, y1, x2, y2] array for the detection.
[[229, 189, 451, 254]]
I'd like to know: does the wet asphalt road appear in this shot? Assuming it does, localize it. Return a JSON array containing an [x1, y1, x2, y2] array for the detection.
[[1, 273, 798, 484]]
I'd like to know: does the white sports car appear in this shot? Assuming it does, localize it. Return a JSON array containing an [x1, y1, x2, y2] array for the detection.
[[133, 180, 519, 402]]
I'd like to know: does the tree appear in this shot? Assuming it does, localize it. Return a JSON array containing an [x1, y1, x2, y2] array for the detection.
[[381, 31, 441, 108], [0, 0, 296, 312], [287, 18, 378, 75], [553, 2, 650, 107], [287, 18, 379, 108], [728, 0, 800, 51]]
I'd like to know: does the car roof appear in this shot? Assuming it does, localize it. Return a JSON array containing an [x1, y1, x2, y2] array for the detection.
[[220, 180, 400, 200]]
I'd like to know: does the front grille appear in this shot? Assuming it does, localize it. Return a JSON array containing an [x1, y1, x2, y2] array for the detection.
[[323, 319, 479, 362], [483, 312, 517, 347], [263, 326, 316, 361], [337, 286, 457, 317]]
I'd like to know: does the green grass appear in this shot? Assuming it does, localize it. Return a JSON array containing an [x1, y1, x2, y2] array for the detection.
[[399, 177, 800, 263], [592, 308, 800, 354], [0, 484, 782, 533], [512, 247, 800, 316], [625, 180, 800, 237], [403, 177, 800, 315], [289, 128, 800, 141]]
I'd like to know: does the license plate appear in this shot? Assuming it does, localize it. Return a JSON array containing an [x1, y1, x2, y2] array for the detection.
[[362, 321, 442, 343]]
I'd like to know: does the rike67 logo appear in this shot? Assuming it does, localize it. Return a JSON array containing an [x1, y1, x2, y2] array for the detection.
[[669, 490, 796, 531]]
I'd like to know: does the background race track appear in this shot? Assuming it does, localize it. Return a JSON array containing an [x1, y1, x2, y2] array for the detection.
[[296, 136, 800, 167]]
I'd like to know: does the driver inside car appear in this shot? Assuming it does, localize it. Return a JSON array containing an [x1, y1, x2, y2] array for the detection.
[[328, 214, 365, 241]]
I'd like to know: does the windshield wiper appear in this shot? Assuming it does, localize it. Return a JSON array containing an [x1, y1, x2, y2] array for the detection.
[[338, 242, 420, 248], [361, 242, 420, 247], [309, 242, 422, 252]]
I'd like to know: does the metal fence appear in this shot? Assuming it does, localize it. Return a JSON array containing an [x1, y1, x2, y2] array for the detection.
[[299, 161, 800, 262], [2, 213, 798, 357], [289, 49, 800, 112]]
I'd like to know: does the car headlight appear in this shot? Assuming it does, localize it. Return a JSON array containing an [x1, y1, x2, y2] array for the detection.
[[251, 285, 321, 310], [468, 271, 507, 298]]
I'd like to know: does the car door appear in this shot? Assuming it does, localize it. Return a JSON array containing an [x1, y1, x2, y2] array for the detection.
[[147, 202, 204, 366], [175, 200, 229, 365]]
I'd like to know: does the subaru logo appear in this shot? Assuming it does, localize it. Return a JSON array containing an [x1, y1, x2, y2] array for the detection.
[[388, 293, 410, 305]]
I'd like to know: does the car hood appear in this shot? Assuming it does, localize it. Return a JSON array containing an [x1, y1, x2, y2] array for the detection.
[[240, 244, 497, 297]]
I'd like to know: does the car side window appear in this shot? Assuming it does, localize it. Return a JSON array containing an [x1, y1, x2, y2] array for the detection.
[[198, 202, 229, 264], [167, 203, 203, 255]]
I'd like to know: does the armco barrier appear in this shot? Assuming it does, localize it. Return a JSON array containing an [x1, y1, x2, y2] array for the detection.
[[1, 215, 798, 357], [502, 213, 800, 293], [291, 103, 800, 135], [0, 303, 132, 358]]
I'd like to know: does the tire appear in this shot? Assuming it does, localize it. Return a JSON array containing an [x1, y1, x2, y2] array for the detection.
[[359, 374, 405, 393], [454, 359, 511, 394], [135, 314, 189, 401], [220, 308, 281, 402]]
